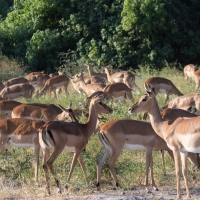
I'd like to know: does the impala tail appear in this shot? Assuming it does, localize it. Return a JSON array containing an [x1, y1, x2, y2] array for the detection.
[[98, 132, 112, 154], [39, 126, 56, 147]]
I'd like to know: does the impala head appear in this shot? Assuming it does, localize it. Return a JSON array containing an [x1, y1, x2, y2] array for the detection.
[[84, 91, 105, 107], [58, 102, 79, 122], [128, 89, 155, 114], [104, 63, 112, 71], [91, 96, 113, 115]]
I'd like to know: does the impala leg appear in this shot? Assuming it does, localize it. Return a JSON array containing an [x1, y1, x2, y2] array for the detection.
[[107, 149, 122, 188], [65, 150, 82, 191], [0, 139, 10, 157], [195, 80, 199, 92], [33, 143, 40, 182], [184, 73, 188, 84], [150, 155, 158, 191], [164, 93, 169, 103], [96, 148, 110, 191], [51, 88, 57, 99], [0, 145, 7, 154], [125, 80, 132, 88], [64, 83, 69, 95], [49, 88, 51, 98], [126, 92, 135, 102], [132, 80, 141, 92], [161, 150, 166, 175], [187, 152, 200, 168], [77, 154, 89, 186], [41, 148, 51, 194], [173, 149, 181, 199], [167, 150, 174, 163], [47, 146, 65, 193], [180, 152, 190, 198], [145, 147, 157, 192]]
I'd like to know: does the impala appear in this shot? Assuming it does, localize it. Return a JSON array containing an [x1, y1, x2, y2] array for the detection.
[[161, 108, 198, 121], [26, 71, 44, 77], [144, 77, 183, 102], [84, 82, 135, 106], [3, 77, 29, 87], [161, 93, 200, 113], [86, 63, 107, 80], [0, 100, 79, 121], [0, 83, 35, 100], [84, 76, 106, 85], [26, 73, 50, 91], [96, 118, 200, 192], [38, 96, 113, 194], [37, 75, 70, 98], [71, 72, 105, 96], [0, 82, 5, 92], [0, 100, 22, 119], [104, 65, 141, 92], [0, 118, 45, 181], [128, 87, 200, 199], [96, 119, 173, 192], [184, 64, 198, 84], [69, 73, 106, 94], [192, 69, 200, 91], [11, 103, 78, 122]]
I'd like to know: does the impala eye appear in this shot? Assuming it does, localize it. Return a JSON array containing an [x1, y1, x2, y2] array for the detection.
[[142, 98, 147, 101], [99, 102, 103, 105]]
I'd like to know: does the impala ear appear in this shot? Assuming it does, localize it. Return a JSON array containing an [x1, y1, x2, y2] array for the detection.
[[58, 104, 68, 111], [145, 83, 152, 91], [146, 88, 155, 98], [92, 94, 104, 103]]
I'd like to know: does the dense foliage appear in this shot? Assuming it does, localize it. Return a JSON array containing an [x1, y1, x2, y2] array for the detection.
[[0, 0, 200, 73]]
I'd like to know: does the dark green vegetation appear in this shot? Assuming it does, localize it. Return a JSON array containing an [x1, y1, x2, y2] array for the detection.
[[0, 0, 200, 73]]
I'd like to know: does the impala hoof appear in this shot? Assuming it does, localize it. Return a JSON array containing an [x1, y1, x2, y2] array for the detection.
[[96, 182, 101, 191]]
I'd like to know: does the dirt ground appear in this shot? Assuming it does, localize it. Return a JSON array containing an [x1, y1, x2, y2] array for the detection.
[[2, 185, 200, 200]]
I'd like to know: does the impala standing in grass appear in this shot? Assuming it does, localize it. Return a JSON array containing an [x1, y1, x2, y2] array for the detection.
[[128, 86, 200, 199], [38, 96, 113, 194]]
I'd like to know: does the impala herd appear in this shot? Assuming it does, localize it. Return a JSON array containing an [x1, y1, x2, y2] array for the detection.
[[1, 63, 200, 198]]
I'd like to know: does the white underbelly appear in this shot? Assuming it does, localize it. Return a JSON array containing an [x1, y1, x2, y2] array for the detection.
[[124, 144, 146, 150], [181, 146, 200, 153], [159, 89, 167, 94], [178, 134, 200, 153], [114, 96, 124, 100], [8, 140, 34, 148], [113, 78, 123, 83], [63, 146, 76, 152]]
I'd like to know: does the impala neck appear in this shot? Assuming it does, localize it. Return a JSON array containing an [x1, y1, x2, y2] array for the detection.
[[57, 112, 65, 121], [148, 98, 165, 139], [79, 75, 88, 92], [88, 68, 93, 76], [85, 103, 99, 138], [105, 69, 112, 83]]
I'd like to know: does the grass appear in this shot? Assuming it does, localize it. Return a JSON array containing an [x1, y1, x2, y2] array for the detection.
[[0, 64, 200, 199]]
